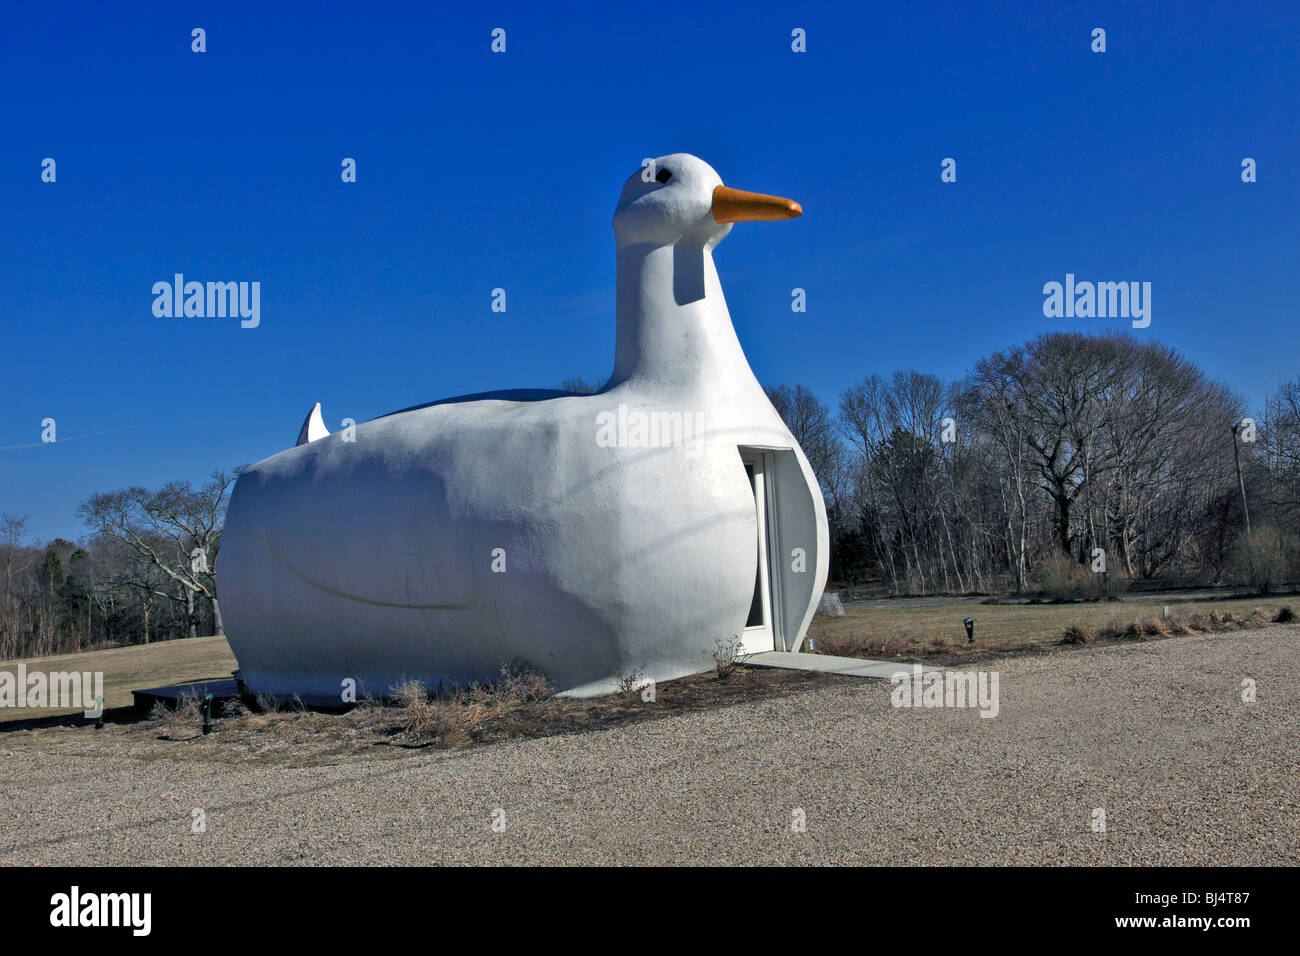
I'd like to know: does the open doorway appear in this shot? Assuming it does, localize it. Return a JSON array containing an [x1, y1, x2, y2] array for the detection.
[[739, 451, 779, 654]]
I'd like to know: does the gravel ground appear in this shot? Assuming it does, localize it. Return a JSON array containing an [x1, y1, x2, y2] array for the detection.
[[2, 626, 1297, 865]]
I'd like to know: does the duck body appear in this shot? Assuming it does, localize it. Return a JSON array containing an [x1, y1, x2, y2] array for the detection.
[[217, 155, 828, 701]]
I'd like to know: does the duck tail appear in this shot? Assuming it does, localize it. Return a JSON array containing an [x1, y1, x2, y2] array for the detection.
[[295, 402, 331, 446]]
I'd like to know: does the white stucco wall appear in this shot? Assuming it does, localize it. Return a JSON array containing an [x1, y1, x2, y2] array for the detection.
[[216, 154, 828, 702]]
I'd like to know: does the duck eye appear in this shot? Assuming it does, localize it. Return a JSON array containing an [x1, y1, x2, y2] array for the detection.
[[655, 168, 672, 184]]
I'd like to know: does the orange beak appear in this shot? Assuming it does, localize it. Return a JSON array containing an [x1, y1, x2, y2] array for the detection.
[[711, 185, 803, 223]]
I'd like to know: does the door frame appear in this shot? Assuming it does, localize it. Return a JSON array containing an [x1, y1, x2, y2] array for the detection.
[[739, 449, 785, 654]]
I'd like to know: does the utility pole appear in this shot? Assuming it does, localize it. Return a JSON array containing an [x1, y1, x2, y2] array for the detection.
[[1232, 420, 1252, 543]]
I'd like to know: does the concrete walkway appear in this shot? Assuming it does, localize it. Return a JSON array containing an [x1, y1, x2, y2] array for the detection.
[[744, 650, 940, 679]]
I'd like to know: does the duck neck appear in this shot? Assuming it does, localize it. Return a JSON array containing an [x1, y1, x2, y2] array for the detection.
[[609, 242, 755, 391]]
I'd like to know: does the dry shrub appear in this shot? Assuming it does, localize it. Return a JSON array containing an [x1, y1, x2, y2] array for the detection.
[[1060, 603, 1290, 646], [880, 633, 916, 656], [391, 664, 554, 745], [1060, 624, 1095, 645], [1230, 525, 1300, 594], [711, 634, 748, 678], [495, 662, 554, 702], [1275, 605, 1296, 623], [148, 692, 203, 736], [1145, 616, 1172, 639], [1139, 615, 1177, 639], [451, 702, 493, 730], [1090, 618, 1130, 642], [1035, 553, 1123, 602], [614, 667, 644, 692], [814, 629, 918, 658], [1165, 614, 1194, 635], [392, 680, 435, 737], [809, 630, 852, 656]]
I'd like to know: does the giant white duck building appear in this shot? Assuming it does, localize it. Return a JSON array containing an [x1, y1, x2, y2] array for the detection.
[[216, 154, 829, 700]]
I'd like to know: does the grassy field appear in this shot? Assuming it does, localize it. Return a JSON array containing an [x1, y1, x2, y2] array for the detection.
[[809, 589, 1298, 660], [1, 588, 1294, 726], [0, 635, 236, 724]]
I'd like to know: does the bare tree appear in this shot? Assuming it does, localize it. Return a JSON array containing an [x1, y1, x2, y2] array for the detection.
[[764, 383, 839, 486], [839, 371, 951, 593], [560, 377, 602, 394], [78, 469, 237, 638]]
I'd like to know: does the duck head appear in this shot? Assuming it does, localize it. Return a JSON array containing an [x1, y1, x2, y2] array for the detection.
[[612, 153, 801, 250], [608, 153, 802, 388]]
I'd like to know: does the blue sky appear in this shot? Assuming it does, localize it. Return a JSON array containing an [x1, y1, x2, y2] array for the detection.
[[2, 0, 1297, 542]]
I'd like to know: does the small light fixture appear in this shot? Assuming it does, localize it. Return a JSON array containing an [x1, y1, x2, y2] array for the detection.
[[202, 692, 213, 735], [964, 617, 975, 643]]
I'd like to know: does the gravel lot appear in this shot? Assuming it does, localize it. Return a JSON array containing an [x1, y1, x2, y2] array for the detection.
[[2, 626, 1297, 865]]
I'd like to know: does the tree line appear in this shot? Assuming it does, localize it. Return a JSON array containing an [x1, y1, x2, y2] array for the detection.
[[767, 332, 1300, 596], [1, 471, 233, 658]]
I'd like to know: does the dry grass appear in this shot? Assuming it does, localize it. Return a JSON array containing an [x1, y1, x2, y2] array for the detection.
[[1060, 624, 1095, 645], [814, 629, 924, 658], [382, 663, 556, 747], [0, 635, 236, 724], [75, 664, 836, 768], [1058, 604, 1290, 646], [147, 692, 204, 739], [392, 680, 436, 737], [808, 591, 1300, 662]]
